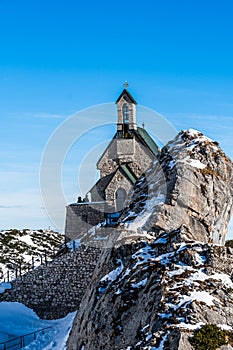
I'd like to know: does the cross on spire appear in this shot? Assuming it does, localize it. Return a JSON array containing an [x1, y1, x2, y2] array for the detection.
[[123, 81, 129, 89]]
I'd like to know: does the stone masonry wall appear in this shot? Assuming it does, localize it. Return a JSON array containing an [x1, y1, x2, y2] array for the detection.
[[65, 203, 106, 241], [105, 169, 132, 209], [0, 245, 102, 319], [131, 141, 154, 176]]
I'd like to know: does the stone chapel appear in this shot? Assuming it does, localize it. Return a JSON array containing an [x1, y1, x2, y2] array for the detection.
[[65, 86, 159, 241]]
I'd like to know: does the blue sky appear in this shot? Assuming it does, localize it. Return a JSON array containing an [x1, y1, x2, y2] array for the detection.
[[0, 0, 233, 234]]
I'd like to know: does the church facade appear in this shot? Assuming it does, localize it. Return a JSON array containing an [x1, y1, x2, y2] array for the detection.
[[65, 87, 159, 241]]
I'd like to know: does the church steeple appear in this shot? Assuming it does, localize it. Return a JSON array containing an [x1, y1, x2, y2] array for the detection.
[[115, 84, 137, 135]]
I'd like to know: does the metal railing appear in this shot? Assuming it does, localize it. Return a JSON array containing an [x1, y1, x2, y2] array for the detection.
[[0, 249, 59, 283], [0, 326, 52, 350]]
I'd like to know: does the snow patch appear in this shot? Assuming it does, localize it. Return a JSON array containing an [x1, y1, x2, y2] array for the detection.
[[154, 236, 167, 244], [158, 313, 173, 319], [187, 129, 213, 142], [0, 302, 75, 348], [177, 322, 205, 330], [100, 259, 123, 283], [218, 324, 233, 331], [0, 282, 12, 293], [188, 159, 206, 169], [124, 193, 165, 231], [184, 269, 233, 289], [168, 160, 176, 169], [211, 272, 233, 288], [151, 332, 170, 350], [179, 291, 215, 308], [131, 278, 148, 289], [132, 244, 156, 269]]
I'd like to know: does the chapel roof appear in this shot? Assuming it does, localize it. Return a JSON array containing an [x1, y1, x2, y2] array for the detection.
[[119, 164, 137, 185], [115, 89, 137, 104], [135, 127, 159, 156], [90, 164, 138, 198], [89, 172, 115, 199]]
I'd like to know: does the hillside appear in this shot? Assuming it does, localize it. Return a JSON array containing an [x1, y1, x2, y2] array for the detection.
[[0, 229, 64, 281]]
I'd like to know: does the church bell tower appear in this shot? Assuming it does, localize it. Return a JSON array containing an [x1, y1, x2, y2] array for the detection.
[[116, 82, 137, 136]]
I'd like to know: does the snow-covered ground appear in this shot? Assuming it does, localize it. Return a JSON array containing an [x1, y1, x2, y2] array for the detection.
[[0, 302, 75, 349], [0, 230, 74, 348], [0, 229, 64, 281], [0, 282, 11, 294]]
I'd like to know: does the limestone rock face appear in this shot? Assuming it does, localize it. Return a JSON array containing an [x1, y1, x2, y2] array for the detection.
[[67, 239, 233, 350], [120, 129, 233, 245], [67, 129, 233, 350]]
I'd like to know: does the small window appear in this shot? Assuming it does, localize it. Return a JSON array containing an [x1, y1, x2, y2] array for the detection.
[[122, 103, 129, 123]]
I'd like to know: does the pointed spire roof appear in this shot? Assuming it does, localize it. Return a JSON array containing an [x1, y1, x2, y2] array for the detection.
[[115, 89, 137, 104]]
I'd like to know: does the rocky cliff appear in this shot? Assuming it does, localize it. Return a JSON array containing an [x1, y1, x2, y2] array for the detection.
[[119, 128, 233, 246], [67, 129, 233, 350]]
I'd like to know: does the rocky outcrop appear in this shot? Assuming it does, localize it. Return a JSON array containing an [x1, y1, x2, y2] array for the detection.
[[67, 239, 233, 349], [67, 129, 233, 350], [119, 129, 233, 245]]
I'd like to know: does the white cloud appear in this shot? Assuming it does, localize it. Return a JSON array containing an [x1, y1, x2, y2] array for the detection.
[[32, 112, 65, 119]]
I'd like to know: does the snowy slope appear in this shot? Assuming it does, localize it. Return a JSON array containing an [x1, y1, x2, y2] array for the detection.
[[0, 229, 64, 281], [0, 302, 75, 349], [0, 230, 73, 349]]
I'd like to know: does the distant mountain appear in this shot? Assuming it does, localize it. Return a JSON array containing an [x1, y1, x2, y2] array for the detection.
[[0, 229, 64, 281]]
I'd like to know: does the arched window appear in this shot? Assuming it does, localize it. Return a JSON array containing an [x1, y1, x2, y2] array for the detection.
[[115, 187, 127, 211], [122, 103, 129, 123]]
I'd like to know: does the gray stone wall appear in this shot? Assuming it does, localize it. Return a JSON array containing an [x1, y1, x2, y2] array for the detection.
[[0, 245, 102, 319], [65, 203, 106, 241], [98, 137, 153, 179], [132, 141, 154, 175], [97, 140, 118, 178], [105, 170, 132, 209], [113, 139, 135, 158]]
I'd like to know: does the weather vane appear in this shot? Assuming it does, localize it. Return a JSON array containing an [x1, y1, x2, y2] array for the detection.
[[123, 81, 129, 89]]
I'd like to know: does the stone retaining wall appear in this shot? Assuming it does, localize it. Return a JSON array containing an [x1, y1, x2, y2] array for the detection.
[[65, 203, 106, 241], [0, 245, 102, 319]]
